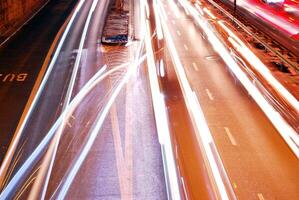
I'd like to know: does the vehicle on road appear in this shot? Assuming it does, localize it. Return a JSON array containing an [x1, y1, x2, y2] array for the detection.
[[101, 34, 128, 45]]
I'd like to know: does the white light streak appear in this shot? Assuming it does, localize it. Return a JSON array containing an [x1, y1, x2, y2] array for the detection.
[[218, 21, 299, 113], [0, 0, 88, 189], [179, 0, 299, 157], [203, 8, 216, 19], [30, 0, 100, 198], [158, 1, 232, 199], [144, 0, 181, 198], [154, 0, 164, 40], [159, 60, 165, 77]]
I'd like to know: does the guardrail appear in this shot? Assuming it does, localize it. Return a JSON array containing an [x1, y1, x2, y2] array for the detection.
[[179, 0, 299, 157], [206, 0, 299, 73]]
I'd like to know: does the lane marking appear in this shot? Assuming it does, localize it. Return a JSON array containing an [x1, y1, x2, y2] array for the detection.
[[159, 1, 236, 198], [192, 62, 198, 71], [29, 0, 100, 198], [205, 88, 214, 101], [171, 20, 176, 25], [144, 10, 181, 198], [85, 121, 90, 128], [257, 193, 265, 200], [176, 30, 181, 36], [0, 1, 74, 188], [183, 44, 189, 51], [224, 127, 237, 146], [232, 182, 237, 189], [110, 100, 130, 199]]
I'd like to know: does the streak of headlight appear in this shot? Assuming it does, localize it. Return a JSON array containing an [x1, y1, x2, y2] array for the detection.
[[143, 0, 180, 197], [1, 141, 24, 189], [0, 63, 139, 199], [0, 0, 88, 188], [158, 1, 168, 20], [203, 8, 216, 19], [196, 0, 202, 6], [218, 20, 299, 113], [125, 40, 133, 47], [195, 3, 204, 15], [179, 0, 299, 157], [144, 0, 150, 19], [14, 167, 40, 200], [29, 0, 100, 198], [55, 43, 146, 199], [157, 1, 234, 199], [154, 0, 164, 40]]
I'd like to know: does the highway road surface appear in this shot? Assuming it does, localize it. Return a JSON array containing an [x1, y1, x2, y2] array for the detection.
[[221, 0, 299, 57], [0, 0, 77, 164], [0, 0, 167, 199], [159, 0, 299, 199]]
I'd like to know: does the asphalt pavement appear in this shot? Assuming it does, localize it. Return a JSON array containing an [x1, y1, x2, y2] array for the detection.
[[161, 0, 299, 199], [0, 0, 168, 198], [0, 0, 77, 163]]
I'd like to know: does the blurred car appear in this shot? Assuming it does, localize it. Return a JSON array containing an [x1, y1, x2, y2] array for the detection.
[[101, 34, 128, 45]]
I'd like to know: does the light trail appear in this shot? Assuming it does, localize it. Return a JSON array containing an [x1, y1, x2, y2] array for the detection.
[[217, 20, 299, 113], [203, 7, 216, 19], [145, 0, 181, 198], [0, 63, 136, 198], [53, 42, 146, 199], [0, 0, 88, 188], [157, 0, 235, 199], [28, 0, 100, 198], [154, 0, 164, 40], [178, 0, 299, 157]]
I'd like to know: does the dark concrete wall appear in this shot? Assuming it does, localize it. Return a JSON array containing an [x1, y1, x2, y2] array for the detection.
[[0, 0, 48, 39]]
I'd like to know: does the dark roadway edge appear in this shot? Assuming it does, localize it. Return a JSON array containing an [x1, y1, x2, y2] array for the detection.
[[0, 1, 51, 48], [0, 0, 78, 189]]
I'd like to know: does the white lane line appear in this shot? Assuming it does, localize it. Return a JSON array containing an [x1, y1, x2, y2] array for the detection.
[[0, 0, 87, 188], [176, 30, 181, 36], [183, 44, 189, 51], [172, 20, 176, 25], [205, 89, 214, 101], [192, 62, 198, 71], [257, 193, 265, 200], [224, 127, 237, 146], [232, 182, 237, 189]]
